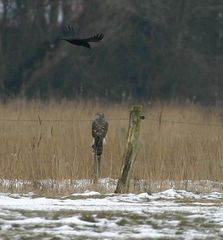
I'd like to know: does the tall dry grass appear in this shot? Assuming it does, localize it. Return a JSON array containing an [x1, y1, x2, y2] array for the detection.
[[0, 99, 222, 192]]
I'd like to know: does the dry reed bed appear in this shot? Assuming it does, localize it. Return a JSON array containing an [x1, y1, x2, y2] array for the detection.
[[0, 99, 222, 193]]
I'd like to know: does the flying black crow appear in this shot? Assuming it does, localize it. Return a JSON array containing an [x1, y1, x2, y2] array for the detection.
[[61, 25, 104, 49]]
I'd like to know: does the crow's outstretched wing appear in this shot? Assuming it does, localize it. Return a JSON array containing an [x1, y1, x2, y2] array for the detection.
[[82, 34, 104, 42], [61, 25, 104, 48], [63, 25, 75, 35]]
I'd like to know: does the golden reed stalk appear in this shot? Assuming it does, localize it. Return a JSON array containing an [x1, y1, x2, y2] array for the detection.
[[0, 99, 222, 193]]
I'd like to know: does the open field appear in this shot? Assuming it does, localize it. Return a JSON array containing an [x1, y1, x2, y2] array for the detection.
[[1, 189, 223, 239], [0, 99, 222, 194]]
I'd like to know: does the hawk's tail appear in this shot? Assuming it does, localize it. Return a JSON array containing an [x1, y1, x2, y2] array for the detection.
[[92, 136, 103, 156]]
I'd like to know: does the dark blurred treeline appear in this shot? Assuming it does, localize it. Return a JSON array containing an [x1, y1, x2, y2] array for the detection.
[[0, 0, 223, 103]]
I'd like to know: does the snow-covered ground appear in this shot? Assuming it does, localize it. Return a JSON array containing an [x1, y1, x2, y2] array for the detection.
[[1, 189, 223, 239], [1, 178, 223, 193]]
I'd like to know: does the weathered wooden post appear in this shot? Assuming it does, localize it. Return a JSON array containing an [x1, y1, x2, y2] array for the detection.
[[93, 150, 102, 181], [115, 105, 144, 193]]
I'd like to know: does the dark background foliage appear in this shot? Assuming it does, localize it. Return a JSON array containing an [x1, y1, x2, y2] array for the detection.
[[0, 0, 222, 103]]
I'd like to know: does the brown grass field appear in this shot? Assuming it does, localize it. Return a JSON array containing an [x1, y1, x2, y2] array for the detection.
[[0, 99, 222, 194]]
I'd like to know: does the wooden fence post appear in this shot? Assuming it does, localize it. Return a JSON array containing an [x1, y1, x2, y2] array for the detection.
[[115, 105, 144, 193], [93, 153, 101, 182]]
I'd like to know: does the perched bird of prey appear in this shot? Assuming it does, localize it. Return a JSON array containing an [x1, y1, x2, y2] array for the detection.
[[61, 25, 104, 49], [92, 112, 108, 156]]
